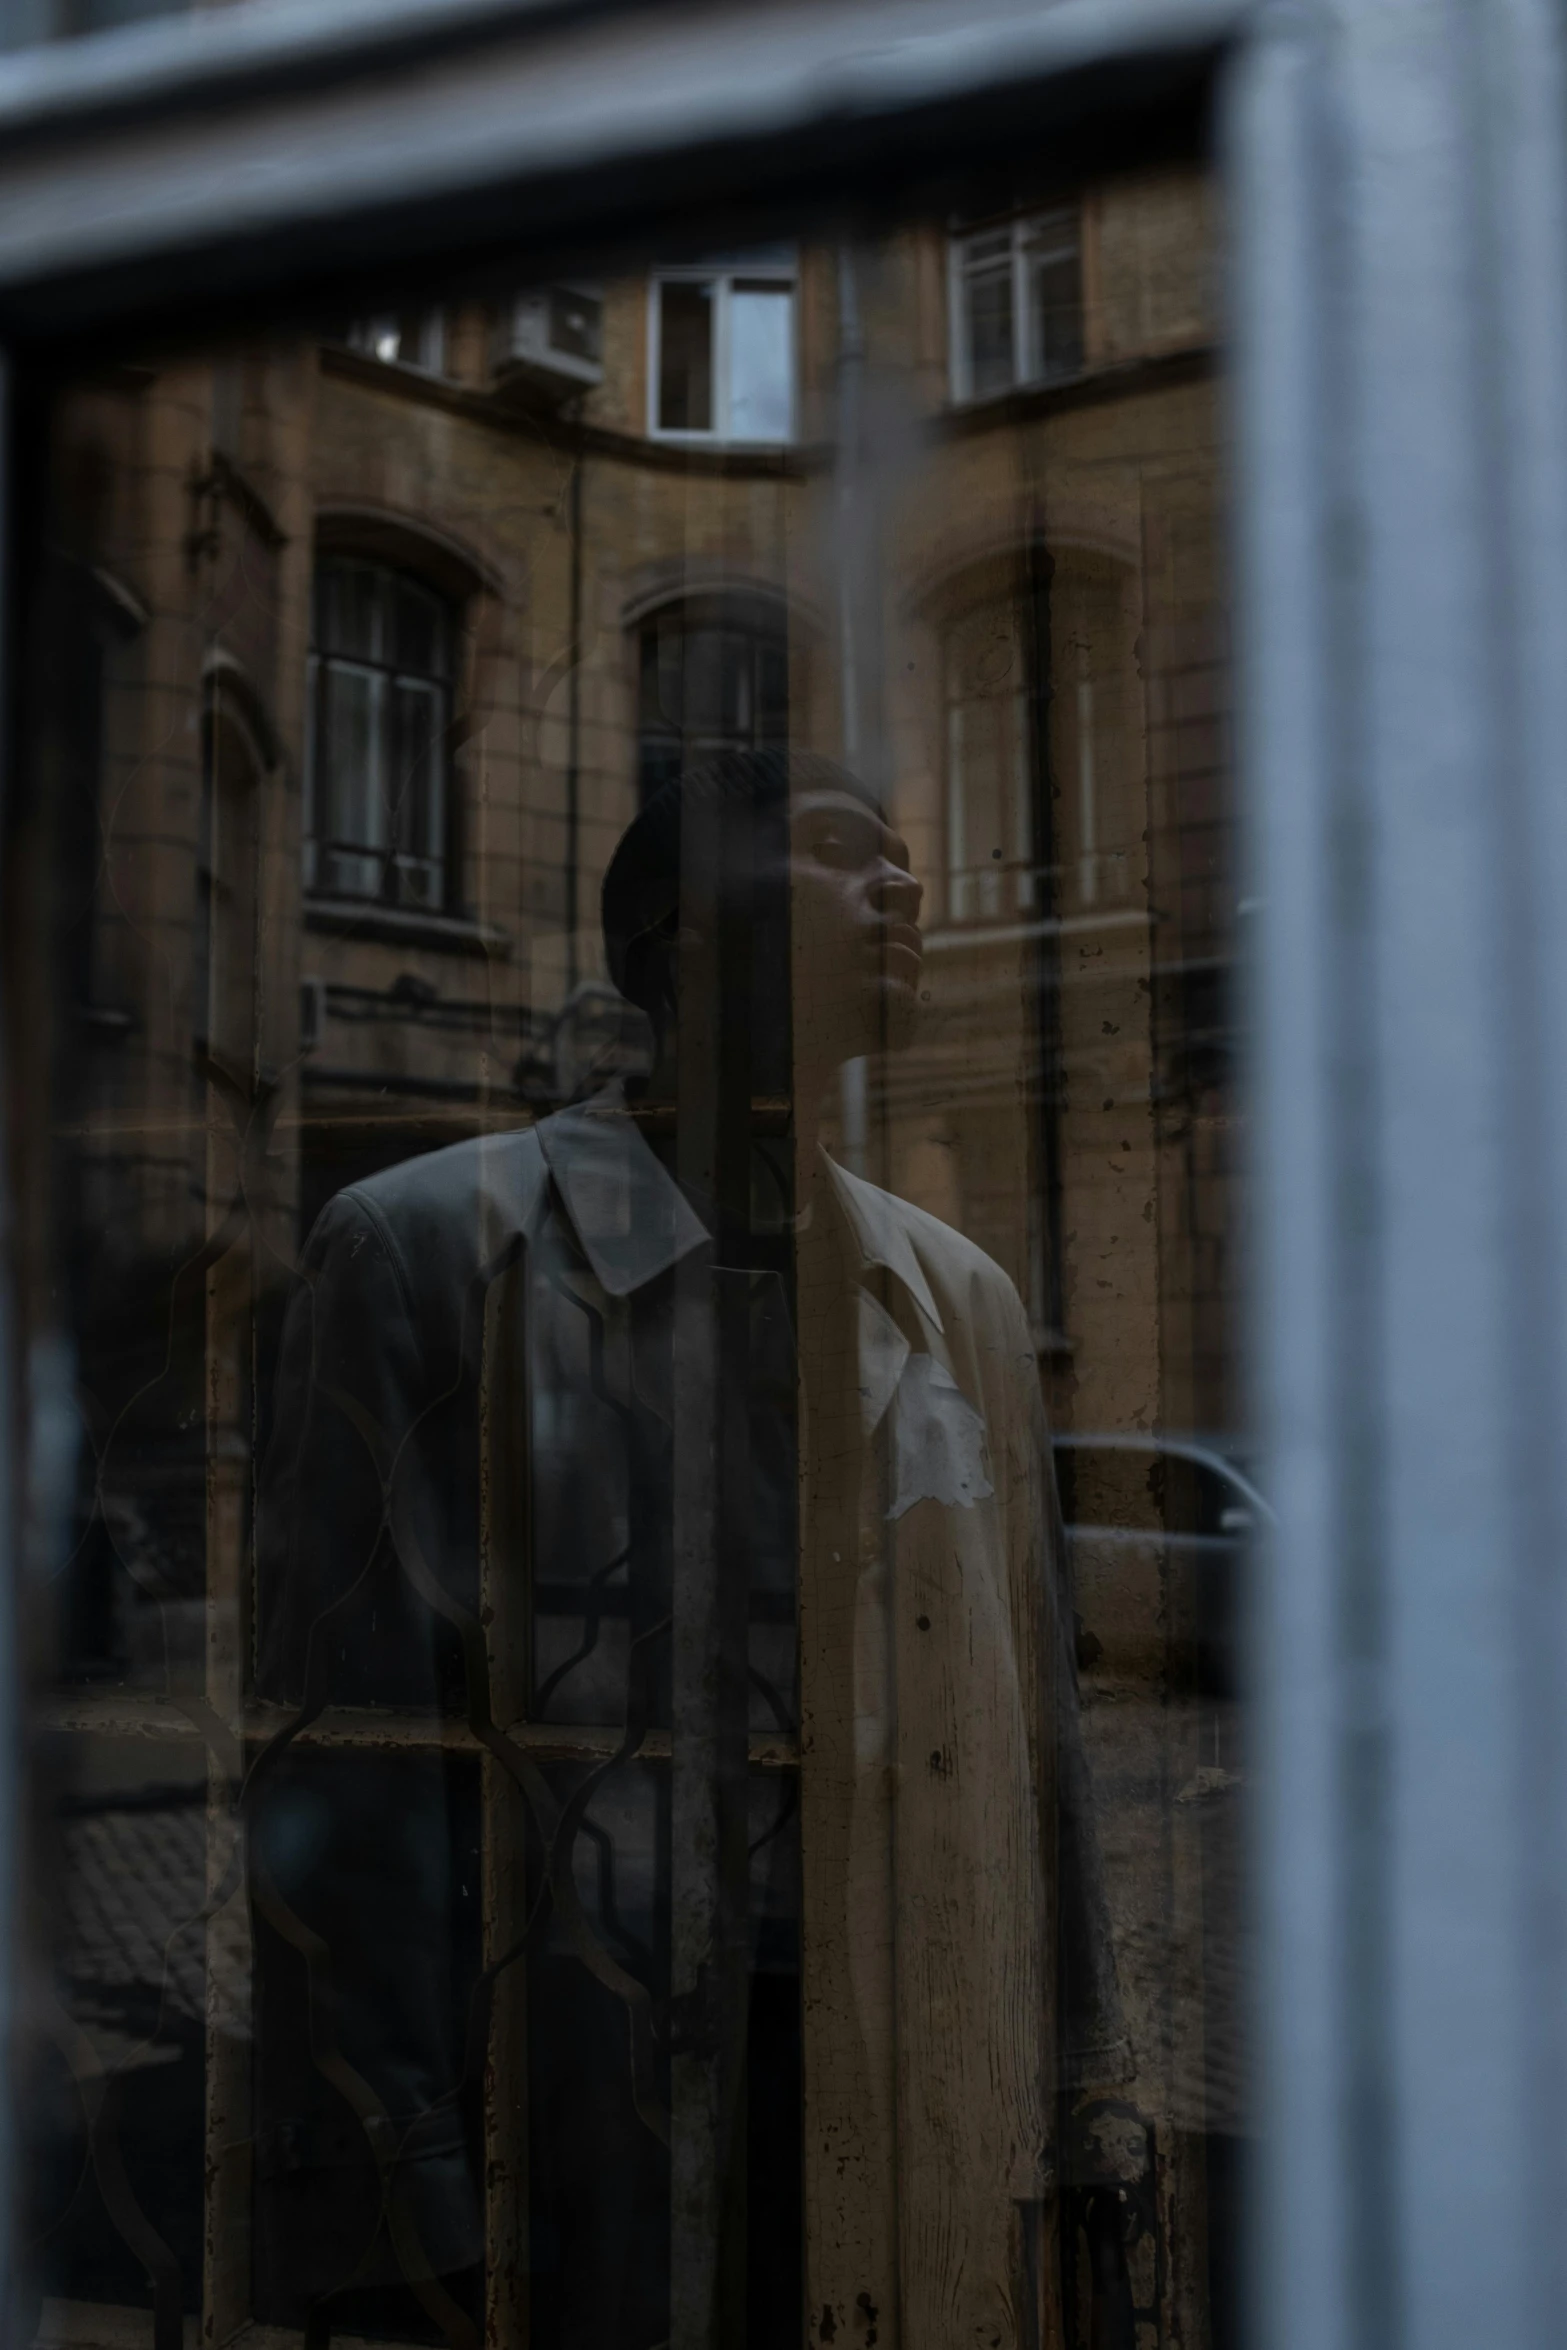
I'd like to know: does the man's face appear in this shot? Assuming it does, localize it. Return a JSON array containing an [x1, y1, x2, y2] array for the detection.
[[786, 788, 924, 1064]]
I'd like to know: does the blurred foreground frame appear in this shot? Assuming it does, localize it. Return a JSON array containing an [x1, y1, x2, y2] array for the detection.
[[4, 3, 1567, 2350]]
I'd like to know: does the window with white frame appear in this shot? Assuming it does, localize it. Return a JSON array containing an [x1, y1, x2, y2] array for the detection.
[[950, 205, 1084, 403], [944, 598, 1038, 922], [345, 307, 448, 375], [305, 557, 452, 906], [649, 256, 796, 442]]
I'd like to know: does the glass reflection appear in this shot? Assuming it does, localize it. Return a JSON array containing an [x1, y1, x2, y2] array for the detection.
[[14, 170, 1242, 2350]]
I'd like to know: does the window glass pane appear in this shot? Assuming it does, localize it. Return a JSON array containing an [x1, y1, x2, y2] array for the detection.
[[757, 635, 790, 743], [1027, 209, 1084, 383], [657, 280, 715, 430], [549, 285, 604, 369], [320, 659, 384, 895], [16, 150, 1237, 2350], [311, 563, 453, 905], [728, 282, 794, 441], [962, 241, 1016, 397], [637, 606, 791, 795], [316, 558, 382, 663], [945, 602, 1032, 920], [391, 678, 446, 893], [347, 310, 446, 372], [394, 574, 447, 682]]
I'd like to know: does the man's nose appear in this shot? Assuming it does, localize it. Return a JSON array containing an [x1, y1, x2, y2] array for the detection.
[[872, 859, 923, 922]]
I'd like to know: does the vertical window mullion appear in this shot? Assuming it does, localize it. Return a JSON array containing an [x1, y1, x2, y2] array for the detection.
[[948, 236, 968, 403], [303, 650, 319, 891], [714, 272, 731, 439], [948, 693, 968, 920], [369, 666, 390, 891], [434, 678, 449, 901], [783, 272, 798, 441]]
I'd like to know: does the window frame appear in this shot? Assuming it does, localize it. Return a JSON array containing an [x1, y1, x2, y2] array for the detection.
[[946, 202, 1084, 405], [304, 553, 454, 910], [3, 2, 1566, 2347], [940, 592, 1037, 923], [635, 588, 794, 797], [646, 255, 798, 445]]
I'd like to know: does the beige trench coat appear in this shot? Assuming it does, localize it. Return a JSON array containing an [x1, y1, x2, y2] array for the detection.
[[799, 1156, 1113, 2350]]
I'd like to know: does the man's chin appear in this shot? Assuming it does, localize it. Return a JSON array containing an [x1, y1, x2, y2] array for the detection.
[[870, 973, 921, 1053]]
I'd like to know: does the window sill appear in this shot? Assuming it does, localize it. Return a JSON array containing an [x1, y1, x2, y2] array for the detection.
[[303, 895, 510, 959], [648, 427, 795, 453], [319, 346, 813, 473], [942, 341, 1216, 430]]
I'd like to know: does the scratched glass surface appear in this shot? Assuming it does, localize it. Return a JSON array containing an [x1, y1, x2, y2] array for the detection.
[[11, 162, 1246, 2350]]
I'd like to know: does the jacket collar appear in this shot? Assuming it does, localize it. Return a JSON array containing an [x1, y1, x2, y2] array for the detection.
[[819, 1150, 945, 1339], [534, 1095, 947, 1346], [534, 1095, 709, 1298]]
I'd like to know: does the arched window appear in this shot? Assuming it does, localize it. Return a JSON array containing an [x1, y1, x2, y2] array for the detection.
[[636, 592, 789, 800], [194, 671, 266, 1066], [306, 556, 452, 905], [943, 595, 1037, 922]]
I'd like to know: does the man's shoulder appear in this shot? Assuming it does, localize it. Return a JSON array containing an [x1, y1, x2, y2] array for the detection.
[[889, 1190, 1028, 1328], [880, 1185, 1004, 1277], [322, 1126, 549, 1265], [829, 1158, 1029, 1335]]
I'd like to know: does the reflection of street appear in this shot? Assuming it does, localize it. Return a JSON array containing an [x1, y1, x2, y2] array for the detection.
[[1073, 1660, 1246, 2132], [1064, 1439, 1254, 2350], [58, 1793, 244, 2056], [38, 1783, 225, 2320], [1065, 1440, 1255, 2133]]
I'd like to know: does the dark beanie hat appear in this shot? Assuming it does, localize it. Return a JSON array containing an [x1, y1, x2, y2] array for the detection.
[[601, 747, 881, 1018]]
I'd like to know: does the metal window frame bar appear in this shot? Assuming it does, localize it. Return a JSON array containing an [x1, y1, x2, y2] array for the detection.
[[0, 0, 1232, 346], [646, 260, 800, 449], [1227, 2, 1567, 2348], [1, 0, 1565, 2345]]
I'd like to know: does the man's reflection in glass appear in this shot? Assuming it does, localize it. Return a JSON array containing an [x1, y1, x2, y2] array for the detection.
[[254, 749, 1122, 2350]]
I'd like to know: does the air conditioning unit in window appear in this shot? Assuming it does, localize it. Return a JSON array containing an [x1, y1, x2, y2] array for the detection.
[[493, 284, 604, 402]]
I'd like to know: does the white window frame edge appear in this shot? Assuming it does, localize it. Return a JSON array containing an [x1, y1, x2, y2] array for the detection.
[[947, 223, 1021, 406], [946, 206, 1081, 408], [1229, 0, 1567, 2343], [646, 259, 798, 448]]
